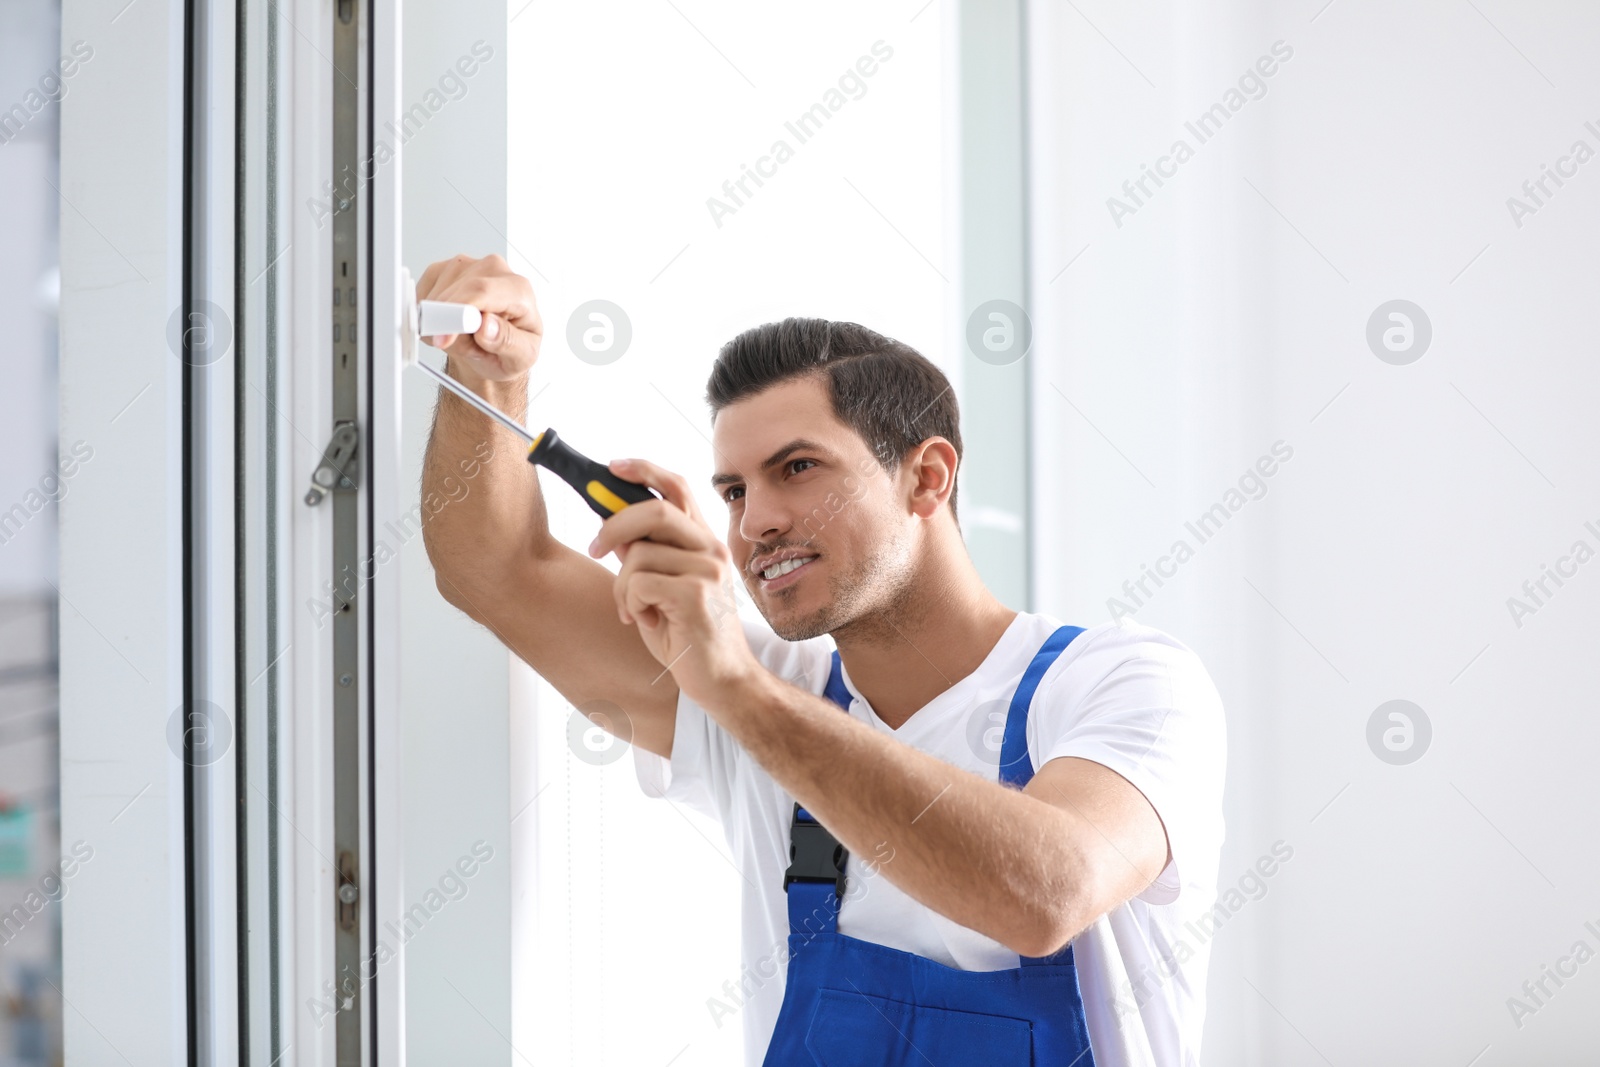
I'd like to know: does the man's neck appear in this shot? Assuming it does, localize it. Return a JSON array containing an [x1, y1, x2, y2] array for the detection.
[[831, 535, 1017, 730]]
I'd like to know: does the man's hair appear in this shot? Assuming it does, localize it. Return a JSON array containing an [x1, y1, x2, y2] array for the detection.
[[706, 318, 962, 519]]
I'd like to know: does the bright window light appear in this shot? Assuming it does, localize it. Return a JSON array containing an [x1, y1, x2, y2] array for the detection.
[[509, 3, 946, 1063]]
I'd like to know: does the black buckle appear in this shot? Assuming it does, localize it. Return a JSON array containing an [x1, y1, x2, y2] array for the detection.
[[783, 803, 847, 899]]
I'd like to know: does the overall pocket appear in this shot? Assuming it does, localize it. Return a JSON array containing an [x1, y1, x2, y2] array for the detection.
[[803, 987, 1033, 1067]]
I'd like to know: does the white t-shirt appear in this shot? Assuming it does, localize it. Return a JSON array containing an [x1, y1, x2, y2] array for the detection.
[[631, 610, 1227, 1067]]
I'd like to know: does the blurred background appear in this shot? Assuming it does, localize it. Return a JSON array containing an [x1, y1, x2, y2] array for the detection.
[[0, 1, 65, 1063], [16, 0, 1600, 1064]]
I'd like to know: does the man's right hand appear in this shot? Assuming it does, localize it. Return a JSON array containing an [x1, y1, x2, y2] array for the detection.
[[414, 253, 542, 386]]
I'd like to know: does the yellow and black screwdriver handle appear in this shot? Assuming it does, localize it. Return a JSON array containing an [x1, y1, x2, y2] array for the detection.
[[527, 428, 659, 519]]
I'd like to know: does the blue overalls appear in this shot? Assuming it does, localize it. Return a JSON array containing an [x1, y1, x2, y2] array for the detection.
[[763, 625, 1096, 1066]]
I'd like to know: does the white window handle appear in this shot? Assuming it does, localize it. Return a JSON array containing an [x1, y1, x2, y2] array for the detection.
[[418, 299, 481, 338], [398, 267, 533, 443]]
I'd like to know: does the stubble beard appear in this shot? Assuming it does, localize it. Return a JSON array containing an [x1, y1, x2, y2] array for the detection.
[[758, 533, 919, 644]]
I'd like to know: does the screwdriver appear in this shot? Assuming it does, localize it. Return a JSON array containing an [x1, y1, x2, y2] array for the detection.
[[403, 297, 658, 519]]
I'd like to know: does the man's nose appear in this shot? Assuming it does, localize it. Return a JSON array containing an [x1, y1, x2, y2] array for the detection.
[[738, 489, 790, 545]]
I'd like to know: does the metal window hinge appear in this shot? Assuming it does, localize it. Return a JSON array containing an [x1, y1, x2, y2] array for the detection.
[[305, 420, 361, 505]]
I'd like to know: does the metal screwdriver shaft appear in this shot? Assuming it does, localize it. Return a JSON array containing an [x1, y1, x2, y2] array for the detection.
[[398, 284, 658, 518], [415, 357, 536, 445]]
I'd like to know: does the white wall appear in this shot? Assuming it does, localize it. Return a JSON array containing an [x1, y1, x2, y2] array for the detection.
[[399, 1, 511, 1060], [1026, 1, 1600, 1063]]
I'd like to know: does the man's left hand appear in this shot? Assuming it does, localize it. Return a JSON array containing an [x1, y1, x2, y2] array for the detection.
[[587, 457, 758, 706]]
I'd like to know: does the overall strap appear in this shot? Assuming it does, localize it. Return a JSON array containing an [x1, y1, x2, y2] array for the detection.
[[782, 652, 853, 938], [785, 629, 1089, 963], [822, 651, 852, 710], [999, 625, 1086, 790], [1005, 625, 1087, 965]]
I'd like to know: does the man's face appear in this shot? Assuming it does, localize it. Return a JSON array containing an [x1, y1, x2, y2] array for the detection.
[[711, 375, 914, 641]]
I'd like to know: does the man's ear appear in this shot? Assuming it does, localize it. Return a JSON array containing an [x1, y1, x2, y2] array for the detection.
[[905, 437, 958, 519]]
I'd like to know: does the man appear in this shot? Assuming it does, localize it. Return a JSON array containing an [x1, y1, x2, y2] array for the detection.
[[416, 253, 1226, 1066]]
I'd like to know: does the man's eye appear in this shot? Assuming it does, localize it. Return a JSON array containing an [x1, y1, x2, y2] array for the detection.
[[787, 459, 817, 475], [723, 486, 744, 503]]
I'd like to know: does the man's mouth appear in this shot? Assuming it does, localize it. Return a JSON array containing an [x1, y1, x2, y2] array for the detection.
[[760, 556, 817, 580], [750, 549, 821, 589]]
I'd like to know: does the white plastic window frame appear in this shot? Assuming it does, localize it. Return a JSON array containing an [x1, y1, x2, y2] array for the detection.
[[58, 0, 406, 1063]]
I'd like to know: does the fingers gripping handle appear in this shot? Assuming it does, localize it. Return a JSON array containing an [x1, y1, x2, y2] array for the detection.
[[399, 269, 533, 441], [399, 268, 482, 367]]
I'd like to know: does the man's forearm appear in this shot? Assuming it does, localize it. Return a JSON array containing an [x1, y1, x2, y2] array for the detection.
[[703, 669, 1091, 957], [420, 360, 546, 607]]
